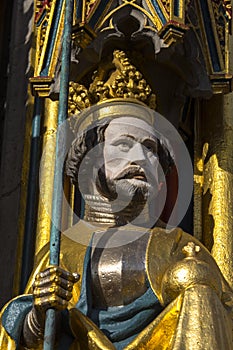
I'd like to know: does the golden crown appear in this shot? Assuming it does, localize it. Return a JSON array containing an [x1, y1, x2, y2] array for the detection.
[[71, 99, 156, 133], [68, 50, 156, 116]]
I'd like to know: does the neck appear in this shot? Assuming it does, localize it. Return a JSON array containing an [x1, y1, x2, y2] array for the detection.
[[83, 193, 153, 227]]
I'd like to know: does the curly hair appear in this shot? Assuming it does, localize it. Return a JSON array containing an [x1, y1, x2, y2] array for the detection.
[[65, 118, 175, 186], [66, 119, 110, 185]]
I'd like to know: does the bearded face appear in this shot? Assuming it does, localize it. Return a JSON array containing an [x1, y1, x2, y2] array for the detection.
[[99, 117, 161, 202]]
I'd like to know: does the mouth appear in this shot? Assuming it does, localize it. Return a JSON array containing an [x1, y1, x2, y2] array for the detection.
[[127, 173, 147, 181], [115, 166, 147, 182]]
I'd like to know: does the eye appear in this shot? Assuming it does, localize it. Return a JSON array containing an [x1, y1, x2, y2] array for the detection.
[[118, 141, 131, 152], [143, 140, 157, 154], [111, 138, 133, 152]]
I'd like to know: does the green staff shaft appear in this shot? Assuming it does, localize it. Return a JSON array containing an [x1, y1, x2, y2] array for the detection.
[[43, 0, 74, 348]]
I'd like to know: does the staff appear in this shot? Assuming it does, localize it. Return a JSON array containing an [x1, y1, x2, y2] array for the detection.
[[43, 0, 74, 348]]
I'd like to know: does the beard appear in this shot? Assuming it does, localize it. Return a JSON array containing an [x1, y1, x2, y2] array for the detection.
[[94, 165, 162, 226], [108, 178, 152, 200], [96, 165, 157, 202]]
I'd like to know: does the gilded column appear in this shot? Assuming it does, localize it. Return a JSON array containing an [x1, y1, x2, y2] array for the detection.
[[200, 93, 233, 289], [34, 98, 58, 256]]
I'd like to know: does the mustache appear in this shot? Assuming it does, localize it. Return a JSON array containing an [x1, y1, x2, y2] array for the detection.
[[115, 165, 147, 181]]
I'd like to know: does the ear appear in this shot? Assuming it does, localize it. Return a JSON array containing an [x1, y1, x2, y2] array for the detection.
[[158, 182, 164, 191]]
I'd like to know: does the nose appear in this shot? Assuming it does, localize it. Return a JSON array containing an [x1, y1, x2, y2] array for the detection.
[[129, 143, 146, 164]]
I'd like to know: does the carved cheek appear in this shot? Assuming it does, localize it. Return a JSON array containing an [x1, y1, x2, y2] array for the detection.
[[103, 145, 130, 178], [145, 155, 159, 180]]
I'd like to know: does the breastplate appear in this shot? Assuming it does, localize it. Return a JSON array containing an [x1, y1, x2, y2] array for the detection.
[[91, 229, 150, 308]]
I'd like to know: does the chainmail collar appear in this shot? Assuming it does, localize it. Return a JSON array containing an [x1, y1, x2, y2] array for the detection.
[[83, 193, 153, 227]]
